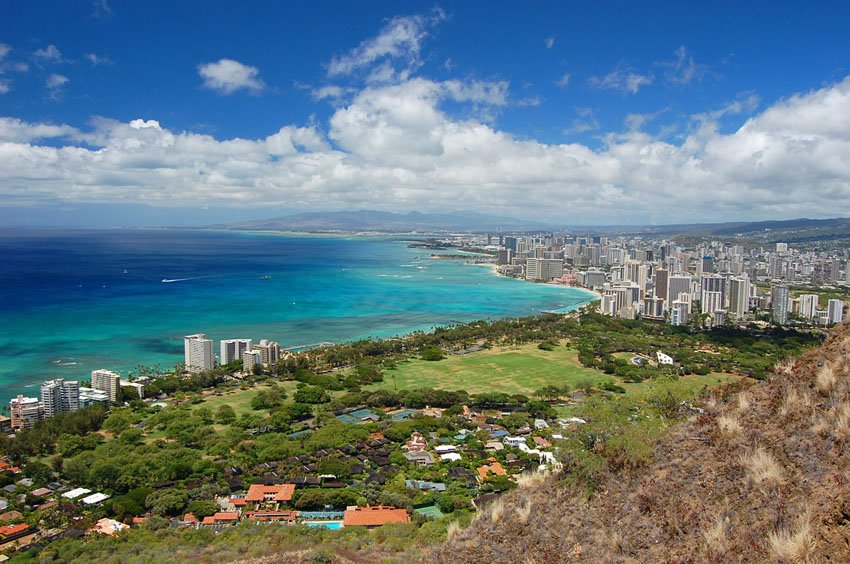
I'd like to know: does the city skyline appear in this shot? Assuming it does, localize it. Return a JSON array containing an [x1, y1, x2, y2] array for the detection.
[[2, 2, 850, 226]]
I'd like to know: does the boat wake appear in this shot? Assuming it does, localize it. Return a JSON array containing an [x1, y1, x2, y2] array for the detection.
[[161, 275, 214, 283]]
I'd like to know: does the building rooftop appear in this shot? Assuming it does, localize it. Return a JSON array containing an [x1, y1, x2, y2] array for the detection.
[[245, 483, 295, 503], [342, 506, 410, 527]]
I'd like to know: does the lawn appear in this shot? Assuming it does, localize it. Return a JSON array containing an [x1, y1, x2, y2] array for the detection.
[[369, 343, 602, 396], [367, 343, 745, 399], [194, 381, 299, 417]]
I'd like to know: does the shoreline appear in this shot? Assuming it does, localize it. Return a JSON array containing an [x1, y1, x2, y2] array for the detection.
[[466, 260, 602, 304]]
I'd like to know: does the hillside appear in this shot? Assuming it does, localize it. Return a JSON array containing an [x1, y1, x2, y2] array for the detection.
[[430, 325, 850, 562]]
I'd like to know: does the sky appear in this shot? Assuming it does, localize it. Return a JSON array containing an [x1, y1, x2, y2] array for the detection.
[[1, 1, 850, 227]]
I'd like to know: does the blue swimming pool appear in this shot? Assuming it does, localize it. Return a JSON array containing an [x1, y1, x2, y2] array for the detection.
[[305, 521, 343, 530]]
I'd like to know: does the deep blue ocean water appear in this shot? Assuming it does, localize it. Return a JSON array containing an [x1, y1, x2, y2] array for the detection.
[[0, 229, 594, 401]]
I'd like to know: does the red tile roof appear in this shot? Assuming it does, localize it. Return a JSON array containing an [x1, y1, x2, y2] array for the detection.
[[245, 484, 295, 503], [245, 510, 298, 522], [201, 511, 240, 525], [229, 496, 248, 506], [343, 506, 410, 527], [0, 523, 29, 538], [477, 460, 507, 480]]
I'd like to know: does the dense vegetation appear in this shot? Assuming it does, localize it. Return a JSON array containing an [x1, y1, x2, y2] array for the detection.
[[0, 309, 822, 562]]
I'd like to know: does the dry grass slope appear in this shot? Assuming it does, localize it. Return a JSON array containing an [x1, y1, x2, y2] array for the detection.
[[429, 325, 850, 563]]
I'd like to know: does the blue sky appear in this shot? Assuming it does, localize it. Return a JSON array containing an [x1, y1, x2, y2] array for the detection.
[[2, 1, 850, 226]]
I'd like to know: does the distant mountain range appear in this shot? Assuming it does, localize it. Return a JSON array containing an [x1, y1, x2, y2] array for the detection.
[[219, 210, 556, 232], [219, 210, 850, 242]]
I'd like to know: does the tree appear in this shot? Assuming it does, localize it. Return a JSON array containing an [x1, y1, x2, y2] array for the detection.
[[420, 346, 445, 361], [293, 386, 330, 404], [216, 404, 236, 424], [145, 487, 189, 516]]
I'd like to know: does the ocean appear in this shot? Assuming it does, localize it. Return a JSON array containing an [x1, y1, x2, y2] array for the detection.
[[0, 229, 594, 401]]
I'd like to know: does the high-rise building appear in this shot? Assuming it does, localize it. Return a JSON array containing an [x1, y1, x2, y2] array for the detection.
[[91, 369, 120, 403], [670, 300, 690, 326], [10, 395, 42, 430], [526, 258, 564, 281], [798, 294, 819, 320], [827, 299, 845, 324], [220, 339, 253, 366], [241, 349, 263, 373], [668, 275, 693, 305], [40, 378, 80, 418], [772, 286, 790, 325], [700, 274, 727, 311], [184, 334, 215, 373], [729, 277, 750, 320], [253, 339, 281, 367], [701, 291, 724, 315], [654, 269, 670, 303]]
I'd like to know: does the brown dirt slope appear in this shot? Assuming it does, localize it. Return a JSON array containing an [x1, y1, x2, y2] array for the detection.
[[431, 326, 850, 563]]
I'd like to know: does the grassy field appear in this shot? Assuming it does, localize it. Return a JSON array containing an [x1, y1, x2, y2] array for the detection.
[[369, 343, 603, 396], [194, 382, 298, 417], [368, 343, 743, 398]]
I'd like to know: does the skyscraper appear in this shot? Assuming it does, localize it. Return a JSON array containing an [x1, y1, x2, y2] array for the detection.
[[221, 338, 253, 365], [40, 378, 80, 418], [772, 286, 790, 325], [654, 268, 669, 303], [91, 369, 121, 403], [729, 277, 750, 320], [827, 299, 845, 324], [10, 395, 42, 430], [184, 334, 215, 373]]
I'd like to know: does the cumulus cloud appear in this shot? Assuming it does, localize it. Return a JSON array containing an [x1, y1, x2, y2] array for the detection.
[[1, 76, 850, 223], [198, 59, 264, 94], [0, 117, 78, 142], [660, 46, 709, 86], [45, 74, 69, 98], [589, 64, 653, 94], [34, 44, 63, 63], [0, 43, 29, 94], [327, 10, 445, 77]]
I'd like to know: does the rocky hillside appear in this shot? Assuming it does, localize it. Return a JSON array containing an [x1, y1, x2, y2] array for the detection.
[[431, 326, 850, 562]]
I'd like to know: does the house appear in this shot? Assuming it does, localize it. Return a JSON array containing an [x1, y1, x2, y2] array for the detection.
[[342, 506, 409, 528], [420, 406, 443, 418], [403, 451, 435, 467], [505, 436, 527, 448], [0, 511, 23, 523], [245, 483, 295, 506], [88, 518, 128, 536], [532, 436, 552, 448], [490, 429, 509, 439], [533, 419, 550, 430], [131, 516, 149, 526], [201, 512, 240, 526], [439, 452, 462, 462], [405, 480, 447, 492], [404, 432, 427, 453], [484, 441, 504, 451], [477, 458, 508, 481], [244, 510, 298, 522], [434, 445, 457, 454], [29, 488, 52, 498], [181, 513, 199, 526], [82, 492, 110, 505]]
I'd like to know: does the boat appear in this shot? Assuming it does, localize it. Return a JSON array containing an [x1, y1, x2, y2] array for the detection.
[[260, 275, 272, 280]]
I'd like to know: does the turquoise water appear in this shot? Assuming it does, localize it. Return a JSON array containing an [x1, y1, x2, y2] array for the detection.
[[305, 521, 343, 529], [0, 229, 594, 401]]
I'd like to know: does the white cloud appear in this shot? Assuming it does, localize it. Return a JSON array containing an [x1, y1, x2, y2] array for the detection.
[[327, 10, 445, 77], [91, 0, 113, 19], [86, 53, 113, 66], [198, 59, 264, 95], [443, 79, 509, 106], [589, 64, 653, 94], [0, 117, 78, 142], [1, 76, 850, 223], [660, 46, 709, 86], [545, 37, 555, 49], [46, 74, 69, 89], [34, 45, 63, 62], [564, 107, 600, 135], [0, 44, 10, 60], [555, 73, 570, 88]]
